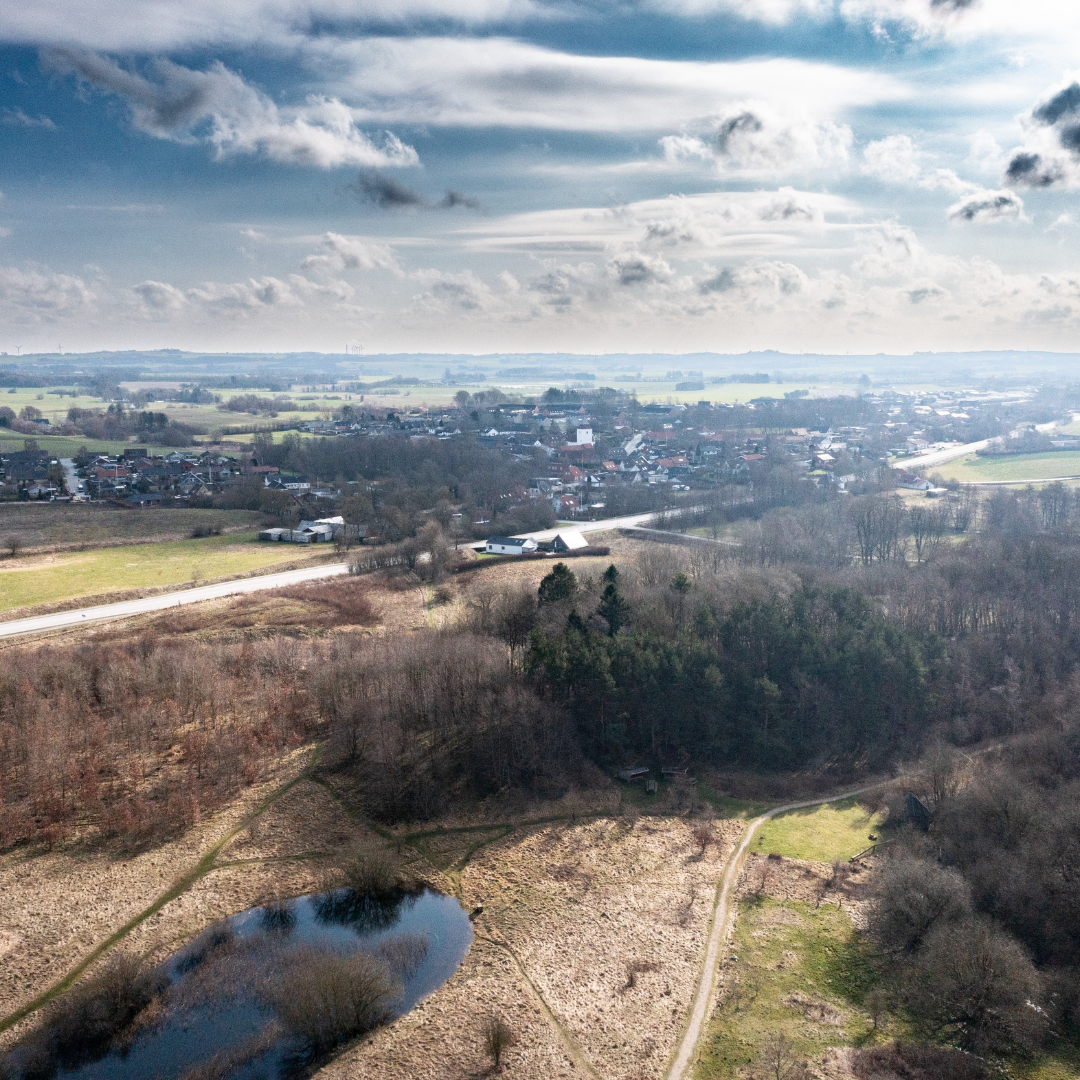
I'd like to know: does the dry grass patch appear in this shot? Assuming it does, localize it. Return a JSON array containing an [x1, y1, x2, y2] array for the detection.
[[0, 747, 334, 1040]]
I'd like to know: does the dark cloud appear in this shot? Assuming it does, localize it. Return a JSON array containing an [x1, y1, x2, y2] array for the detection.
[[42, 48, 210, 134], [908, 285, 946, 304], [947, 189, 1025, 223], [352, 169, 427, 208], [1059, 125, 1080, 154], [438, 189, 481, 210], [929, 0, 978, 10], [1006, 151, 1062, 187], [698, 268, 736, 294], [352, 172, 480, 211], [1032, 82, 1080, 126], [715, 112, 762, 156]]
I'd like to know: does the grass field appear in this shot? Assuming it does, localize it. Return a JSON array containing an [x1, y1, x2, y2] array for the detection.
[[751, 798, 884, 862], [0, 532, 328, 613], [932, 450, 1080, 484], [0, 427, 139, 457], [0, 504, 265, 550], [694, 893, 878, 1079]]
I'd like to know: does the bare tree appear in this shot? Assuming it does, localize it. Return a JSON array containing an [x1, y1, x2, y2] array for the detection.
[[758, 1031, 805, 1080]]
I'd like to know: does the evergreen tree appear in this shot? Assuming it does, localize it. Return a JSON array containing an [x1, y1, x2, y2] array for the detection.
[[538, 562, 577, 605], [597, 581, 629, 635]]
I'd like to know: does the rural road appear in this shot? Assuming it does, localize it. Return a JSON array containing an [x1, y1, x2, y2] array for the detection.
[[0, 509, 681, 640], [666, 782, 886, 1080], [900, 417, 1071, 472], [0, 560, 351, 640], [462, 508, 684, 548]]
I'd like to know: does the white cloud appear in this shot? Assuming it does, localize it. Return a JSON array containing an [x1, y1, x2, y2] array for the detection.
[[0, 266, 95, 321], [608, 251, 674, 286], [967, 130, 1006, 175], [133, 279, 186, 314], [662, 101, 852, 178], [410, 268, 494, 312], [454, 188, 849, 259], [325, 37, 907, 133], [45, 50, 418, 168], [301, 233, 402, 274], [0, 0, 541, 52], [132, 271, 357, 320], [919, 167, 978, 195], [0, 107, 56, 129], [861, 134, 922, 183]]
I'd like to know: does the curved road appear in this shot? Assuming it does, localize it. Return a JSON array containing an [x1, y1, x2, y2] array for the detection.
[[666, 781, 886, 1080]]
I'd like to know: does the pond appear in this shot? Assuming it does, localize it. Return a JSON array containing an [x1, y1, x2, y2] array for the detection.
[[5, 887, 472, 1080]]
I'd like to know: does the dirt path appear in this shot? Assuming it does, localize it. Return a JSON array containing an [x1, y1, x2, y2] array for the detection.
[[665, 781, 889, 1080], [0, 747, 321, 1036]]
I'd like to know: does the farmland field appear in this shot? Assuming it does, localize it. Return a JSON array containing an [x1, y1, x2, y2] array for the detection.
[[932, 450, 1080, 484], [0, 531, 329, 614], [0, 503, 265, 550], [0, 427, 139, 457]]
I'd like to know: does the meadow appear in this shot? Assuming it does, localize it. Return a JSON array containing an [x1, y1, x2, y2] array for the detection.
[[931, 450, 1080, 484], [0, 503, 264, 551]]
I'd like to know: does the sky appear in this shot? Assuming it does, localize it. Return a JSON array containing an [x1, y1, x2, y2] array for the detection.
[[1, 0, 1080, 356]]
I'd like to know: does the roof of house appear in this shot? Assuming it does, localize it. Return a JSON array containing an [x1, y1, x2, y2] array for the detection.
[[486, 535, 531, 546], [554, 529, 588, 550]]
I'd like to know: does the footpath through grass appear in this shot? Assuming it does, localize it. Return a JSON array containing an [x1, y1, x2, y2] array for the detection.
[[0, 532, 327, 613]]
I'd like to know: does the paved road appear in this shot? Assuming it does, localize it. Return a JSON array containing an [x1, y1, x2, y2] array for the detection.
[[898, 417, 1070, 472], [59, 458, 83, 497], [0, 561, 351, 640], [1, 509, 680, 640]]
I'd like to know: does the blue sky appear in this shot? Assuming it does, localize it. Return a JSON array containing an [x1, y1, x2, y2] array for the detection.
[[1, 0, 1079, 354]]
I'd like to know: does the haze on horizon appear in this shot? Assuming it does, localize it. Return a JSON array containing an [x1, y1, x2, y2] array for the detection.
[[1, 0, 1080, 357]]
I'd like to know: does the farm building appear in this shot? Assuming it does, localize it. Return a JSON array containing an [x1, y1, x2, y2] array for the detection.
[[485, 536, 539, 556], [259, 516, 346, 544], [551, 529, 588, 553]]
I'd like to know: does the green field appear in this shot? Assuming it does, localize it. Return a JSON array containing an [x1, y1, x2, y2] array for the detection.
[[694, 896, 879, 1079], [932, 450, 1080, 484], [0, 427, 139, 457], [0, 504, 265, 550], [0, 532, 328, 613], [751, 798, 884, 863]]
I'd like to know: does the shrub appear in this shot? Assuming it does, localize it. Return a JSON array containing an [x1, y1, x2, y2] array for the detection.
[[374, 933, 429, 978], [871, 855, 971, 955], [272, 949, 397, 1054], [852, 1040, 990, 1080], [5, 955, 166, 1076], [483, 1015, 516, 1069], [902, 915, 1046, 1054], [260, 898, 296, 934], [339, 844, 403, 902]]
